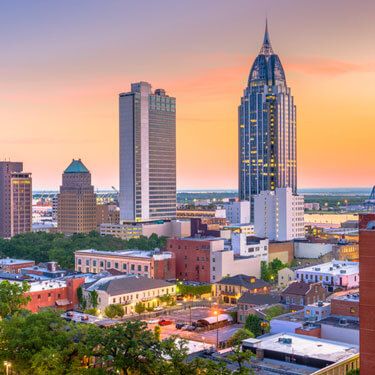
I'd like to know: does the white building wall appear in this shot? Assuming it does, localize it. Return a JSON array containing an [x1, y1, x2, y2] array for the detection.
[[254, 187, 304, 241], [270, 317, 302, 334], [294, 242, 334, 259], [320, 324, 359, 345], [231, 233, 269, 262], [211, 250, 260, 283], [224, 201, 250, 224]]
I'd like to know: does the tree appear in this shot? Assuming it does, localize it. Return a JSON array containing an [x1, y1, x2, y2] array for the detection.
[[0, 309, 92, 374], [176, 283, 212, 298], [154, 325, 161, 341], [264, 305, 286, 321], [158, 293, 175, 306], [89, 290, 99, 309], [76, 286, 86, 310], [104, 304, 124, 318], [134, 302, 146, 314], [245, 314, 263, 337], [84, 308, 98, 316], [227, 328, 254, 347], [0, 280, 31, 318]]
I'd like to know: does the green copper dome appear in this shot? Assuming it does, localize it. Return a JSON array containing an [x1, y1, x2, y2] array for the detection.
[[64, 159, 89, 174]]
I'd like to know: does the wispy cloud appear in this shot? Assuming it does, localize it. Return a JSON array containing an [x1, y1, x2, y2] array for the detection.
[[286, 57, 375, 76]]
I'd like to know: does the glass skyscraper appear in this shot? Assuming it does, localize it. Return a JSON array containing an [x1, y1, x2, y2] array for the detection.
[[239, 22, 296, 220]]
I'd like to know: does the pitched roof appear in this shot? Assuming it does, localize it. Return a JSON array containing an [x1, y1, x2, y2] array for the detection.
[[64, 159, 89, 174], [217, 274, 270, 290], [87, 275, 174, 296], [282, 281, 312, 296], [238, 292, 281, 306]]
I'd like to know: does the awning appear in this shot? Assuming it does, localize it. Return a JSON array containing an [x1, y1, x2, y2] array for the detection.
[[55, 299, 70, 306]]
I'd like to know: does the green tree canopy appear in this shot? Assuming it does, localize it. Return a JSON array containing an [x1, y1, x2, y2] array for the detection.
[[0, 280, 31, 318], [104, 304, 124, 318], [245, 314, 263, 337]]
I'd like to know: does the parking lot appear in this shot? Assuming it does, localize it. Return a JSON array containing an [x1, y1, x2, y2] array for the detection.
[[146, 307, 242, 346]]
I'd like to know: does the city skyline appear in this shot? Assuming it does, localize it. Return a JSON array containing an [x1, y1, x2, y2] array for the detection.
[[1, 0, 375, 190]]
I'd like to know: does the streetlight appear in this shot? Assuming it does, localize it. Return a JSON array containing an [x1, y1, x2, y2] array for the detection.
[[184, 297, 192, 324], [4, 361, 11, 375], [213, 310, 219, 349]]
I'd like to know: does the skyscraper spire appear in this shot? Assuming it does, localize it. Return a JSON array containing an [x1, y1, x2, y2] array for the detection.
[[259, 18, 273, 55]]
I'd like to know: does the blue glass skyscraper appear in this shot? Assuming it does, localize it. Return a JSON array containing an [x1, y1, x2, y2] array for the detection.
[[239, 22, 297, 220]]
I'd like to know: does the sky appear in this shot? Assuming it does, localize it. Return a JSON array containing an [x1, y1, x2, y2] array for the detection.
[[0, 0, 374, 190]]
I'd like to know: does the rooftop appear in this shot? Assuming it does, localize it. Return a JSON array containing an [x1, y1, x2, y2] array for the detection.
[[238, 293, 281, 306], [296, 260, 359, 276], [242, 333, 358, 363], [0, 258, 34, 266], [319, 316, 359, 330], [86, 275, 175, 296], [64, 159, 89, 174], [282, 281, 315, 296], [217, 274, 270, 290], [75, 249, 172, 260]]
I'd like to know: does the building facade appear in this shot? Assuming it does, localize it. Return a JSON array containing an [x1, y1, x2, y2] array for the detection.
[[84, 275, 176, 315], [224, 200, 250, 224], [119, 82, 176, 222], [239, 23, 297, 220], [359, 213, 375, 374], [57, 159, 97, 234], [0, 162, 32, 238], [295, 260, 359, 290], [75, 249, 176, 280], [231, 233, 269, 262], [254, 187, 304, 241]]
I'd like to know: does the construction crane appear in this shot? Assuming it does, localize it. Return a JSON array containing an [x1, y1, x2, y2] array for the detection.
[[364, 186, 375, 211]]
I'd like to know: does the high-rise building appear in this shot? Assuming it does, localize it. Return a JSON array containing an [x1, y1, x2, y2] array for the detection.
[[0, 162, 32, 238], [359, 213, 375, 373], [57, 159, 96, 234], [254, 187, 304, 241], [224, 200, 251, 224], [119, 82, 176, 223], [239, 22, 297, 220]]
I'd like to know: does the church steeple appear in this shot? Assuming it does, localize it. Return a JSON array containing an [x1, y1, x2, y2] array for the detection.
[[259, 19, 274, 55]]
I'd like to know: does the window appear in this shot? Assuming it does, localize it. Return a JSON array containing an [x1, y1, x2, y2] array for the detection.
[[93, 260, 97, 267], [144, 266, 148, 272], [114, 262, 119, 269], [212, 258, 215, 262], [86, 259, 90, 266], [131, 264, 135, 271], [107, 261, 111, 268], [77, 259, 82, 265], [138, 265, 142, 272], [123, 263, 127, 270], [100, 261, 104, 267]]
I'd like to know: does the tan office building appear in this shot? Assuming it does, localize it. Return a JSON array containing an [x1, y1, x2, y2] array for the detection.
[[0, 162, 32, 238], [57, 159, 96, 234]]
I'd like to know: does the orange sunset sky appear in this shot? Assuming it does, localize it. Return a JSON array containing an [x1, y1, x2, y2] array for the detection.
[[1, 0, 374, 190]]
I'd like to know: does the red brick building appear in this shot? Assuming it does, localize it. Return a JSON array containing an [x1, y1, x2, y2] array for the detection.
[[0, 258, 35, 273], [331, 294, 359, 318], [75, 249, 175, 280], [167, 237, 225, 282], [359, 213, 375, 374], [281, 281, 327, 311], [24, 276, 85, 313]]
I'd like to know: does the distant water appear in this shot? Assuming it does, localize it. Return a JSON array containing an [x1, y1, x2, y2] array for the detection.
[[298, 188, 371, 196]]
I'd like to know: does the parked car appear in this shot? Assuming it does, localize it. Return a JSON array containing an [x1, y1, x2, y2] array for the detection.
[[185, 325, 196, 331], [146, 319, 160, 324], [159, 319, 173, 326], [154, 306, 164, 311], [175, 322, 185, 329]]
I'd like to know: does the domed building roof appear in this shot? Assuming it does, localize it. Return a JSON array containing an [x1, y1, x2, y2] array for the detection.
[[248, 20, 286, 87], [64, 159, 90, 174]]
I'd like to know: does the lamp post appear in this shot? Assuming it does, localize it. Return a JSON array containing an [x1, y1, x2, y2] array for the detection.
[[213, 310, 219, 349], [184, 297, 192, 324], [4, 361, 11, 375]]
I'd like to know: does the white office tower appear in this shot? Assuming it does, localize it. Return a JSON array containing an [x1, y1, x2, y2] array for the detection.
[[224, 200, 251, 224], [119, 82, 176, 222], [254, 187, 304, 241]]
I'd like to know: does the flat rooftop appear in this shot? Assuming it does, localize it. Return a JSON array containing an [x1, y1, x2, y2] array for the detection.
[[296, 260, 358, 276], [177, 236, 224, 241], [333, 292, 359, 302], [243, 333, 358, 363], [75, 249, 172, 259], [0, 258, 34, 265], [28, 279, 67, 292], [319, 316, 359, 330]]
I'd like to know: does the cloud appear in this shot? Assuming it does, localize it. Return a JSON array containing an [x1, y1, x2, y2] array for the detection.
[[286, 57, 375, 76]]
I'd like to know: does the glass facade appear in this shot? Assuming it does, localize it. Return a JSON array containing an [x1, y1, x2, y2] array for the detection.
[[239, 23, 297, 220]]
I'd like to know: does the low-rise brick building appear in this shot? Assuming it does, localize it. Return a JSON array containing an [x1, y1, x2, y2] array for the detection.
[[281, 281, 327, 311], [24, 276, 85, 313], [75, 249, 175, 280], [0, 258, 35, 273]]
